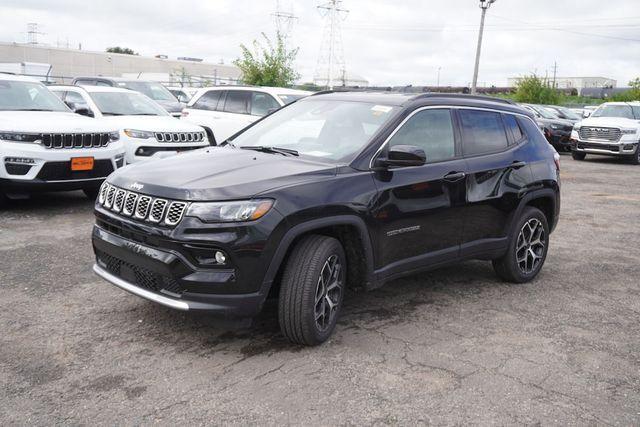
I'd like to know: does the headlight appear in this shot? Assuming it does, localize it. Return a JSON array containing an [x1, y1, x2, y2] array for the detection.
[[186, 199, 274, 223], [550, 124, 560, 130], [0, 132, 41, 143], [123, 129, 154, 139], [573, 124, 581, 131], [621, 129, 637, 135], [109, 131, 120, 141]]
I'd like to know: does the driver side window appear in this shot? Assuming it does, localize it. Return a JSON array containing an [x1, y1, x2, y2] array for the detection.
[[388, 109, 456, 163]]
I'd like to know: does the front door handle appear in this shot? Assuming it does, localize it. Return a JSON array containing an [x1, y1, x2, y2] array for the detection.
[[443, 171, 466, 182], [511, 160, 527, 169]]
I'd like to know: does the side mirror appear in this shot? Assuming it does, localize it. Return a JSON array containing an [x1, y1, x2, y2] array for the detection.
[[375, 145, 426, 169], [75, 106, 94, 117]]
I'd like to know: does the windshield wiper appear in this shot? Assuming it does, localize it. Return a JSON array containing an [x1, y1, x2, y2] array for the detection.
[[130, 113, 159, 116], [14, 108, 55, 112], [102, 112, 125, 116], [240, 146, 299, 156]]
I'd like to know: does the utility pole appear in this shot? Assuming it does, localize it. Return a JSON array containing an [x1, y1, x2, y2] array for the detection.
[[26, 23, 44, 45], [272, 0, 298, 41], [552, 61, 558, 89], [314, 0, 349, 90], [437, 66, 442, 88], [471, 0, 496, 94]]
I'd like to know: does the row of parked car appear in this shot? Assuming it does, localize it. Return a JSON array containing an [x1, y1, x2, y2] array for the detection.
[[520, 101, 640, 165], [0, 73, 310, 204]]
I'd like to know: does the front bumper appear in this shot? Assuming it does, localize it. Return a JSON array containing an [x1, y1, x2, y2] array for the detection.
[[545, 129, 572, 147], [572, 139, 639, 156], [0, 141, 125, 191], [122, 138, 209, 164]]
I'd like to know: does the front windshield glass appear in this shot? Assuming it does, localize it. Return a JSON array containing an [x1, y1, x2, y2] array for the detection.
[[0, 80, 69, 112], [556, 107, 580, 120], [121, 81, 177, 102], [90, 91, 169, 116], [532, 105, 557, 119], [278, 94, 306, 105], [231, 99, 400, 163], [592, 104, 636, 119]]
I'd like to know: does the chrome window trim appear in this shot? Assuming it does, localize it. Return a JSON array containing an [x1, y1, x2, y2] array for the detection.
[[368, 105, 538, 169]]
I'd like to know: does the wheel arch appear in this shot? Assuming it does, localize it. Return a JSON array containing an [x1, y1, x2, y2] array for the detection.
[[511, 189, 559, 235], [262, 215, 376, 297]]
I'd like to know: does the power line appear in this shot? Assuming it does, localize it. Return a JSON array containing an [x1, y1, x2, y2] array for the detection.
[[314, 0, 349, 89]]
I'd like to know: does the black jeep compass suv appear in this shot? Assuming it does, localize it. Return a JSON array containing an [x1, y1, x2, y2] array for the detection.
[[92, 92, 560, 346]]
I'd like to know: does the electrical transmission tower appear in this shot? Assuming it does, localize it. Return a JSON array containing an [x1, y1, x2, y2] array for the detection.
[[314, 0, 349, 89], [26, 23, 45, 45], [272, 0, 298, 40]]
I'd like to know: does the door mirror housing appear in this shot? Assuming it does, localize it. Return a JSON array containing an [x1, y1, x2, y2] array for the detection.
[[375, 145, 427, 169]]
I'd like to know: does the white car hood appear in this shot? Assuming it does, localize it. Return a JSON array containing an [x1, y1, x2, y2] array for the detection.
[[0, 111, 117, 133], [579, 116, 640, 129], [100, 115, 204, 132]]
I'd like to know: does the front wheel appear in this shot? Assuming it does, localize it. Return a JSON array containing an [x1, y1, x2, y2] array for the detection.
[[493, 207, 549, 283], [278, 235, 346, 346], [629, 147, 640, 165], [572, 151, 586, 161]]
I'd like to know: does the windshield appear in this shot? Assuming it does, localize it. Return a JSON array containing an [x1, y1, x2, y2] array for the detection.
[[120, 81, 177, 102], [592, 104, 637, 119], [0, 80, 69, 112], [278, 94, 306, 105], [90, 91, 169, 116], [531, 105, 557, 119], [231, 99, 400, 163], [555, 107, 580, 120]]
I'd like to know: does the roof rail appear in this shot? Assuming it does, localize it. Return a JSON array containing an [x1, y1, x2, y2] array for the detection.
[[310, 90, 335, 97], [411, 93, 517, 105]]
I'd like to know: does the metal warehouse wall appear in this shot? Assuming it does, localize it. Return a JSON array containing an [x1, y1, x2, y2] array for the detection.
[[0, 42, 241, 84]]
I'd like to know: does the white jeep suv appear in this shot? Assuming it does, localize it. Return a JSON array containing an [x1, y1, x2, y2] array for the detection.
[[51, 86, 209, 164], [571, 101, 640, 164], [0, 74, 124, 203], [181, 86, 311, 144]]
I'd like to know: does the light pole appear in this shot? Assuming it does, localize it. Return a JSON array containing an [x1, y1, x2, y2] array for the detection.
[[471, 0, 496, 94], [437, 66, 441, 88]]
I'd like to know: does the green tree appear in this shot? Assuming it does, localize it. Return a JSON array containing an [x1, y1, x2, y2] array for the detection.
[[611, 78, 640, 102], [234, 32, 299, 87], [513, 74, 561, 104], [106, 47, 138, 55]]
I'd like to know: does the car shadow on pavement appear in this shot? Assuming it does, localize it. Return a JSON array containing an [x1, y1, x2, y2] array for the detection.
[[1, 191, 93, 213], [125, 260, 513, 356]]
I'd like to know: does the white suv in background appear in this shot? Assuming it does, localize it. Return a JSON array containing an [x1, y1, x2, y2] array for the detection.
[[571, 101, 640, 165], [181, 86, 311, 144], [0, 74, 124, 204], [51, 86, 209, 165]]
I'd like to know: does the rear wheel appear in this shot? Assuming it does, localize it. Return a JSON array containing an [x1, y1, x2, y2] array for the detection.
[[493, 207, 549, 283], [278, 235, 346, 346], [572, 151, 586, 161]]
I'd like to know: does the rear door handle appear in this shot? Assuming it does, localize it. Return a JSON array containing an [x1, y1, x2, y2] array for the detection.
[[443, 171, 466, 182], [511, 161, 527, 169]]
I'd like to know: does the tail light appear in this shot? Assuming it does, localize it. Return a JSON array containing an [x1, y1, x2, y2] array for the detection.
[[553, 151, 560, 171]]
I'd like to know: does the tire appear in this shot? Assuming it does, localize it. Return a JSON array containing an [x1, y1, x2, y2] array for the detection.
[[278, 235, 347, 346], [572, 151, 586, 161], [0, 191, 8, 208], [629, 147, 640, 165], [83, 186, 100, 201], [493, 207, 549, 283]]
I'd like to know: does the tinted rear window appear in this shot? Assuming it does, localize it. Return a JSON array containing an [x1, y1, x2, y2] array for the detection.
[[503, 114, 524, 144], [459, 110, 508, 155], [223, 90, 251, 114]]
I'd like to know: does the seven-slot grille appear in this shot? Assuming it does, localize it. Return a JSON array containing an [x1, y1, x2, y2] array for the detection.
[[154, 132, 206, 143], [578, 127, 622, 142], [98, 182, 189, 227], [41, 133, 111, 149]]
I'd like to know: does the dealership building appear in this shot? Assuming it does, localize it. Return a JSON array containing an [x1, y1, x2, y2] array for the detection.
[[0, 41, 242, 86]]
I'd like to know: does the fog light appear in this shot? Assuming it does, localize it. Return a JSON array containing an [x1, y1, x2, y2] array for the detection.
[[215, 251, 227, 265], [624, 144, 635, 150], [5, 157, 35, 164]]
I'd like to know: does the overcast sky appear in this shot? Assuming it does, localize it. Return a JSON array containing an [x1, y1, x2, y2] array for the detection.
[[1, 0, 639, 87]]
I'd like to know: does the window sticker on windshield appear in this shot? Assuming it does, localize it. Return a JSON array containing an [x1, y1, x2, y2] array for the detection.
[[371, 105, 393, 116]]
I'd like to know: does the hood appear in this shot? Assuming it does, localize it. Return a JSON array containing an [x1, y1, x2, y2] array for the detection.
[[155, 99, 184, 113], [536, 117, 574, 127], [579, 116, 640, 129], [0, 111, 118, 133], [109, 146, 337, 201], [100, 115, 204, 132]]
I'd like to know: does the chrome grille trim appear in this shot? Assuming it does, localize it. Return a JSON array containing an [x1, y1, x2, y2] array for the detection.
[[579, 127, 622, 142], [112, 189, 126, 213], [165, 202, 188, 226], [41, 132, 111, 149], [105, 186, 116, 208], [135, 196, 152, 220], [148, 199, 168, 223], [97, 184, 189, 228], [154, 131, 205, 143], [122, 192, 138, 216]]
